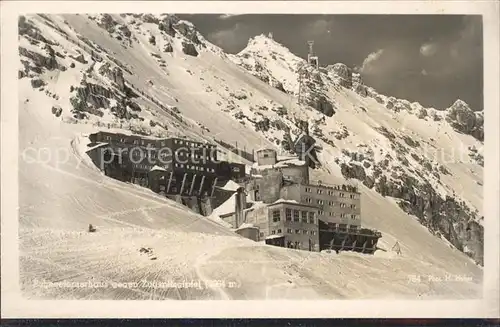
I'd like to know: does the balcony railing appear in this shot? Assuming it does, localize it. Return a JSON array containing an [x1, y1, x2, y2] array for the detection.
[[307, 180, 359, 193]]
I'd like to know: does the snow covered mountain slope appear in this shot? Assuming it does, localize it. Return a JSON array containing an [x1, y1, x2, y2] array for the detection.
[[17, 14, 483, 300]]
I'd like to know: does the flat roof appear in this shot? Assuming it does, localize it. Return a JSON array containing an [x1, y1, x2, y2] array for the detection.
[[85, 142, 109, 152], [267, 200, 319, 209], [255, 148, 276, 153], [93, 131, 216, 146], [265, 234, 285, 240], [236, 223, 258, 231]]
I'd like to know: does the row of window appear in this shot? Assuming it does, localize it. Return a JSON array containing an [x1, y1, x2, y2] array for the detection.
[[272, 209, 359, 224], [275, 209, 315, 224], [317, 211, 359, 219], [174, 139, 215, 149], [332, 224, 359, 230], [304, 198, 357, 209], [130, 153, 215, 165], [101, 135, 217, 150], [131, 152, 157, 160], [126, 147, 215, 159], [132, 139, 155, 147], [104, 135, 155, 148], [270, 229, 318, 236], [134, 163, 152, 170], [304, 187, 357, 199], [176, 151, 214, 161], [174, 163, 216, 173]]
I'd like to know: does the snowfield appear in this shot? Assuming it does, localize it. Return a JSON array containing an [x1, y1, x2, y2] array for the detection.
[[16, 14, 484, 300]]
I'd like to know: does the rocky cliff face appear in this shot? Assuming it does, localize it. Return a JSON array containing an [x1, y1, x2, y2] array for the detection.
[[326, 63, 352, 88], [17, 14, 176, 138], [157, 15, 178, 37], [175, 21, 202, 46], [237, 57, 286, 93], [446, 100, 484, 141], [98, 62, 126, 91], [70, 80, 142, 121], [89, 14, 133, 44], [181, 41, 199, 56], [337, 145, 484, 266], [351, 73, 368, 97], [19, 16, 56, 46], [297, 63, 336, 117]]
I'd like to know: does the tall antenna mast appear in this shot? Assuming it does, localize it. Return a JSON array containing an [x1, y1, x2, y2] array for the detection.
[[299, 41, 318, 105], [298, 62, 304, 105], [307, 40, 319, 69], [307, 40, 314, 57]]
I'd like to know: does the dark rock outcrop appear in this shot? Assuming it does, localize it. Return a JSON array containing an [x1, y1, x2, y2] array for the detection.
[[118, 24, 131, 37], [353, 83, 368, 97], [51, 105, 63, 117], [239, 59, 287, 93], [70, 78, 143, 121], [340, 163, 367, 182], [229, 91, 247, 100], [303, 94, 334, 117], [297, 65, 335, 116], [158, 15, 177, 37], [468, 147, 484, 167], [402, 135, 419, 148], [327, 63, 352, 88], [19, 47, 59, 71], [446, 100, 483, 141], [96, 14, 118, 33], [127, 101, 142, 112], [446, 100, 476, 132], [332, 126, 349, 140], [351, 73, 368, 97], [386, 98, 395, 110], [254, 117, 270, 132], [71, 53, 87, 64], [18, 16, 55, 45], [30, 78, 45, 88], [163, 42, 173, 53], [417, 107, 428, 119], [181, 41, 198, 56], [148, 35, 156, 45], [270, 79, 285, 92], [174, 21, 201, 45], [142, 14, 160, 24], [98, 62, 125, 92], [471, 112, 484, 141], [72, 82, 111, 112]]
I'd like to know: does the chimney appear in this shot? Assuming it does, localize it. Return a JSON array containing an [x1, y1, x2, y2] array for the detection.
[[234, 187, 245, 228]]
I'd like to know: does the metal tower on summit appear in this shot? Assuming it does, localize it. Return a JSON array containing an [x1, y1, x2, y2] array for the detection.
[[307, 40, 319, 69], [298, 40, 320, 105]]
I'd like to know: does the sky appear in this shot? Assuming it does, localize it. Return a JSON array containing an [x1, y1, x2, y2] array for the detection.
[[178, 14, 483, 111]]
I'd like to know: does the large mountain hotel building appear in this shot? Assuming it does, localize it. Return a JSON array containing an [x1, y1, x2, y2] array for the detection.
[[85, 131, 380, 253], [220, 148, 380, 253], [87, 131, 245, 198]]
